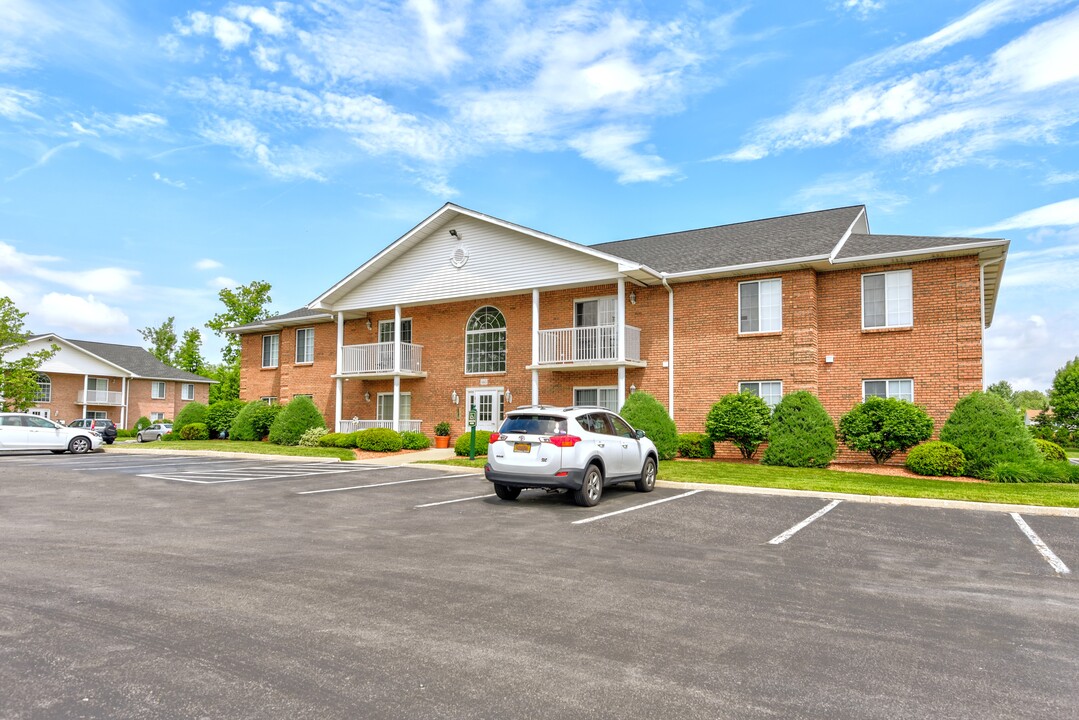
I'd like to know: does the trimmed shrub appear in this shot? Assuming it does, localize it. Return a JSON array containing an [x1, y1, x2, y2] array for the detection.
[[455, 430, 492, 456], [1034, 438, 1067, 462], [905, 441, 966, 477], [173, 401, 208, 435], [318, 432, 347, 448], [298, 427, 329, 447], [116, 428, 138, 438], [401, 431, 431, 450], [134, 416, 151, 432], [356, 428, 403, 452], [336, 432, 362, 449], [161, 431, 180, 442], [762, 391, 836, 468], [179, 422, 210, 441], [268, 396, 326, 446], [677, 432, 715, 459], [705, 392, 771, 459], [838, 397, 933, 464], [940, 391, 1039, 479], [229, 401, 282, 442], [207, 399, 246, 437], [619, 391, 677, 460], [988, 459, 1079, 484]]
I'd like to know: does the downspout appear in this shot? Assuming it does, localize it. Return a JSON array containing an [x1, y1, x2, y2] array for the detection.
[[662, 276, 675, 421], [979, 257, 1004, 389]]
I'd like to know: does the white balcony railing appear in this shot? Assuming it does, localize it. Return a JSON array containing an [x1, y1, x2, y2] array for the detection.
[[340, 342, 423, 375], [338, 419, 422, 433], [537, 325, 641, 365], [78, 390, 124, 405]]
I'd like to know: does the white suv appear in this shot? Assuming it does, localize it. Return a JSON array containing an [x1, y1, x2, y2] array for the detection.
[[484, 406, 659, 507]]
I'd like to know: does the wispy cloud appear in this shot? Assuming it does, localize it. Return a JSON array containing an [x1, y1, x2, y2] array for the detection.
[[0, 86, 41, 120], [152, 171, 186, 189], [792, 171, 909, 213], [195, 258, 222, 270], [965, 197, 1079, 234], [5, 141, 80, 182]]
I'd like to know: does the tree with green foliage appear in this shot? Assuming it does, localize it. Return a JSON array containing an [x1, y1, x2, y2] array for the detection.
[[205, 280, 273, 366], [175, 328, 206, 375], [762, 391, 836, 468], [173, 401, 209, 435], [1049, 357, 1079, 431], [1013, 389, 1049, 412], [940, 391, 1039, 478], [139, 316, 177, 365], [206, 363, 240, 403], [619, 391, 678, 460], [838, 396, 933, 464], [268, 396, 326, 446], [0, 297, 59, 411], [705, 392, 771, 459], [986, 380, 1014, 407], [206, 399, 246, 437]]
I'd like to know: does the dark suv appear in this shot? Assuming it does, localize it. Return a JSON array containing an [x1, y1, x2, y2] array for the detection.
[[68, 418, 117, 445]]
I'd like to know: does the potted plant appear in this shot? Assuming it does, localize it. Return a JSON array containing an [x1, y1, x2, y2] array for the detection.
[[434, 421, 451, 448]]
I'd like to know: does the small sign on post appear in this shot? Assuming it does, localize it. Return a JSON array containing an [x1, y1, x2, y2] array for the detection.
[[468, 404, 478, 460]]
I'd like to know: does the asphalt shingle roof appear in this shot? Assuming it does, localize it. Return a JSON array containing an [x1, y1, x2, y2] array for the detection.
[[59, 338, 214, 382], [228, 307, 333, 333], [592, 206, 865, 273], [834, 233, 1002, 260]]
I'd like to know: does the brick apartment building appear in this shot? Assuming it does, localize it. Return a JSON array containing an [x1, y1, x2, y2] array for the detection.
[[9, 334, 214, 428], [229, 203, 1008, 448]]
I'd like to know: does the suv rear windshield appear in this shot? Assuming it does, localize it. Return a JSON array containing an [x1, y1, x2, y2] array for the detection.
[[500, 415, 567, 436]]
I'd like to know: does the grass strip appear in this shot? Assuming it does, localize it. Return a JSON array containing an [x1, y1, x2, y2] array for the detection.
[[423, 457, 488, 468], [111, 440, 355, 461]]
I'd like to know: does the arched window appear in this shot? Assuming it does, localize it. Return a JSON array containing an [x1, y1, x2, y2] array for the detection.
[[34, 373, 52, 403], [465, 306, 506, 374]]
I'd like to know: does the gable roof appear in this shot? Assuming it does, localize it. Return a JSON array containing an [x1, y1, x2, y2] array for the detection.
[[226, 307, 335, 334], [29, 335, 215, 383]]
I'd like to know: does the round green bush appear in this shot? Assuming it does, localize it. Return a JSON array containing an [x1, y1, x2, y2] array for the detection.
[[838, 396, 933, 464], [229, 401, 282, 441], [705, 392, 771, 459], [207, 399, 246, 437], [1033, 438, 1067, 462], [904, 441, 966, 476], [179, 422, 209, 441], [318, 432, 347, 448], [268, 396, 326, 446], [173, 401, 208, 435], [134, 416, 151, 432], [356, 428, 403, 452], [401, 431, 431, 450], [677, 432, 715, 459], [762, 391, 836, 468], [455, 430, 492, 456], [298, 427, 329, 447], [335, 432, 362, 449], [619, 391, 677, 460], [940, 391, 1039, 479]]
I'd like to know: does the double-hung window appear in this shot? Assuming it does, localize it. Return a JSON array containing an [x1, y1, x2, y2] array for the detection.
[[181, 383, 194, 401], [150, 412, 165, 422], [574, 387, 619, 412], [739, 279, 782, 333], [377, 393, 412, 421], [151, 381, 166, 399], [262, 334, 279, 368], [739, 381, 783, 408], [862, 270, 912, 328], [863, 379, 914, 402], [295, 327, 315, 364]]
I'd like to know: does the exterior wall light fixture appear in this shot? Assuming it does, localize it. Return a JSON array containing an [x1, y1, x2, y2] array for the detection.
[[505, 389, 513, 403], [629, 384, 637, 393], [630, 291, 636, 304], [363, 392, 371, 402], [451, 390, 459, 405]]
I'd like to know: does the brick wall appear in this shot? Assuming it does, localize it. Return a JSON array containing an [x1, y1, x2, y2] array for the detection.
[[29, 373, 211, 428]]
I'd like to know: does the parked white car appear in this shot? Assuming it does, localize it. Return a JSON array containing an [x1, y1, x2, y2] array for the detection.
[[0, 412, 103, 454]]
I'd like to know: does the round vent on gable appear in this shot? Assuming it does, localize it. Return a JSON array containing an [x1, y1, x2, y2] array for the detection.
[[451, 245, 469, 268]]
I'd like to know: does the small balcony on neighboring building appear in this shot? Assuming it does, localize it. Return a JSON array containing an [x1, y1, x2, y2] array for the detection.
[[337, 342, 426, 378], [530, 325, 646, 370], [77, 389, 124, 405]]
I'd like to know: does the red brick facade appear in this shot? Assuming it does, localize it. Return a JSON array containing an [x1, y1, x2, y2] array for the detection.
[[31, 373, 210, 428]]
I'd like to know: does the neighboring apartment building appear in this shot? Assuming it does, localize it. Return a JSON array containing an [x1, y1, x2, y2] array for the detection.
[[8, 335, 214, 428], [229, 203, 1008, 448]]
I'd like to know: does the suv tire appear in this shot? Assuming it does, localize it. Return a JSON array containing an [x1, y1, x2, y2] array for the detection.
[[493, 484, 521, 501], [573, 464, 604, 507], [635, 457, 657, 493], [69, 436, 91, 454]]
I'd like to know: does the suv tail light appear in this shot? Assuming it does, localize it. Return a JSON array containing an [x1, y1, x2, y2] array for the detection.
[[488, 432, 501, 443], [548, 434, 582, 448]]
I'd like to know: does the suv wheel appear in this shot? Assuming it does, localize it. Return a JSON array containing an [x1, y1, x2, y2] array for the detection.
[[68, 436, 91, 454], [573, 464, 604, 507], [635, 457, 657, 493], [493, 484, 521, 501]]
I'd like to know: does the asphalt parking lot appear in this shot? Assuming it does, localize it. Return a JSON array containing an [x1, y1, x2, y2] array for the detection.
[[1, 451, 1077, 719]]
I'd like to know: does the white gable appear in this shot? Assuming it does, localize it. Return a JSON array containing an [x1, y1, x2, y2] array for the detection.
[[10, 337, 130, 377], [332, 215, 623, 311]]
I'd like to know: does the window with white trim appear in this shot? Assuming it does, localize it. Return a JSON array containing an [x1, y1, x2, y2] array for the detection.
[[574, 387, 619, 412], [261, 396, 277, 405], [739, 279, 782, 333], [88, 377, 109, 392], [465, 306, 506, 374], [378, 319, 413, 344], [862, 270, 912, 329], [863, 379, 914, 402], [150, 412, 165, 422], [262, 334, 279, 368], [377, 393, 412, 421], [151, 381, 166, 399], [295, 327, 315, 363], [87, 411, 108, 420], [739, 381, 783, 408], [181, 383, 194, 401], [34, 374, 51, 403]]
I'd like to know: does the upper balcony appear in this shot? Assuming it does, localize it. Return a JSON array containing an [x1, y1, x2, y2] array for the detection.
[[531, 325, 646, 370], [338, 342, 426, 378], [78, 390, 124, 405]]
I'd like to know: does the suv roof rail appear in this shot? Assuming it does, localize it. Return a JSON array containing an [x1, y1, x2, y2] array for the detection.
[[510, 404, 558, 411]]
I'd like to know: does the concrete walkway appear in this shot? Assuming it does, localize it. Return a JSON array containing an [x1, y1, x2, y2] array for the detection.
[[360, 447, 458, 465]]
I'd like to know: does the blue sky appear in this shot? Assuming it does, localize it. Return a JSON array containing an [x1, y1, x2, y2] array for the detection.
[[1, 0, 1077, 391]]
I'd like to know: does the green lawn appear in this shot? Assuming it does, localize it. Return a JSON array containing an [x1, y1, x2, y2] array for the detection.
[[1068, 450, 1079, 459], [110, 441, 355, 461]]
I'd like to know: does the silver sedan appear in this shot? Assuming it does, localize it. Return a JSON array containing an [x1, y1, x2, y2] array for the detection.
[[136, 423, 173, 442]]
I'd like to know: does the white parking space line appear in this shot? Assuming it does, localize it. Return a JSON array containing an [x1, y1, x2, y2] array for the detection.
[[137, 464, 392, 485], [768, 500, 842, 545], [139, 474, 263, 484], [1011, 513, 1071, 575], [298, 473, 480, 495], [415, 493, 496, 508], [570, 490, 702, 525], [86, 459, 255, 472]]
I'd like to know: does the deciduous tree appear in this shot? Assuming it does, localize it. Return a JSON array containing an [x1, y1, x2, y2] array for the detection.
[[139, 316, 177, 364], [0, 297, 59, 411]]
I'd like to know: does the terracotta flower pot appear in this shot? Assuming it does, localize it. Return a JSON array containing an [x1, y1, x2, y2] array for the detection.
[[434, 435, 450, 449]]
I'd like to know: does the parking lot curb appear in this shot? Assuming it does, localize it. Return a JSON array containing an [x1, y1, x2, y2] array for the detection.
[[101, 447, 342, 463], [655, 480, 1079, 517]]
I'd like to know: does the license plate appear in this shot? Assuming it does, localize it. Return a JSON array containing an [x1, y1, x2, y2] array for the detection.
[[514, 442, 531, 453]]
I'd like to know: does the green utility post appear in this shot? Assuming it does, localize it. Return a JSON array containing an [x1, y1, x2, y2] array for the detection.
[[467, 404, 478, 460]]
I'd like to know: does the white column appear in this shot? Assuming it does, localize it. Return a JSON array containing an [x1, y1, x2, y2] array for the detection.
[[618, 367, 626, 409], [335, 312, 344, 432], [392, 305, 401, 431], [335, 378, 343, 433], [532, 289, 540, 405], [82, 374, 89, 417], [616, 278, 626, 362], [120, 377, 127, 429]]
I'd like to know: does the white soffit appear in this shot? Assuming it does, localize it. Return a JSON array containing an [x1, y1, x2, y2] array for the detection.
[[14, 337, 132, 377]]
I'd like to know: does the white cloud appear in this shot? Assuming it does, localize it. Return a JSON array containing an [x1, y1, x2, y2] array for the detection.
[[568, 126, 677, 183], [211, 276, 238, 289], [0, 86, 41, 120], [985, 310, 1079, 391], [5, 141, 80, 182], [197, 115, 325, 181], [836, 1, 885, 17], [0, 240, 139, 295], [1045, 171, 1079, 185], [232, 5, 287, 36], [792, 172, 909, 213], [213, 16, 252, 50], [965, 197, 1079, 234], [152, 172, 186, 189], [195, 258, 223, 270], [34, 293, 129, 335]]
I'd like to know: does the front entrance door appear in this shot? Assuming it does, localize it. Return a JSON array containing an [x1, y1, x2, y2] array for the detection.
[[466, 389, 504, 432], [28, 408, 50, 420]]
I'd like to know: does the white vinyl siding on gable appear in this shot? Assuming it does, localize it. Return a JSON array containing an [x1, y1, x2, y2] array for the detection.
[[864, 379, 914, 402], [863, 270, 912, 329], [262, 334, 279, 368], [739, 279, 782, 333], [151, 381, 166, 399]]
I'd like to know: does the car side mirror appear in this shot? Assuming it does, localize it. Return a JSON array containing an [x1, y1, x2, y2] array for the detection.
[[635, 429, 647, 439]]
